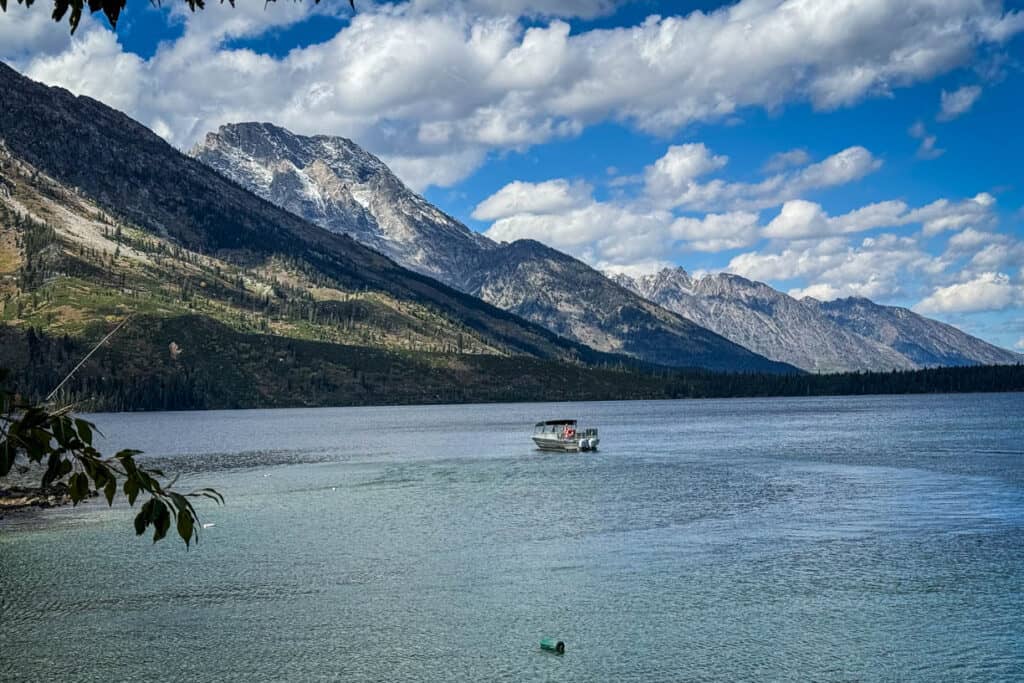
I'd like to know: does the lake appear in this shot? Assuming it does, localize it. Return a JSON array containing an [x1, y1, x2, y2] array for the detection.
[[2, 394, 1023, 681]]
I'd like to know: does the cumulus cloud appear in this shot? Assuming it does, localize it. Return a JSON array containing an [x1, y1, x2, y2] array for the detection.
[[763, 200, 831, 240], [762, 148, 811, 173], [643, 144, 728, 201], [669, 212, 761, 253], [7, 0, 1023, 189], [475, 129, 1007, 278], [937, 85, 983, 121], [966, 240, 1024, 274], [915, 272, 1022, 314], [907, 193, 997, 235], [762, 193, 996, 240], [477, 138, 889, 266], [644, 145, 882, 211], [410, 0, 616, 19], [945, 227, 1004, 253], [730, 233, 943, 301], [472, 179, 593, 220], [719, 198, 1019, 309], [479, 179, 762, 266]]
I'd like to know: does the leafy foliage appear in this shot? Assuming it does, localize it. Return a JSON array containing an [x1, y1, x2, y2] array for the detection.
[[0, 0, 350, 34], [0, 369, 223, 546]]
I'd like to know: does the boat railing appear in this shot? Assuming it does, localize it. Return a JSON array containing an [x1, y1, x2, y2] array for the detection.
[[534, 426, 599, 438]]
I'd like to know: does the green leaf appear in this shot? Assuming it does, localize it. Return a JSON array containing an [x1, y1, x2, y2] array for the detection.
[[68, 472, 89, 504], [53, 415, 75, 448], [74, 418, 93, 446], [41, 452, 62, 488], [152, 500, 170, 543], [134, 500, 153, 536], [92, 464, 108, 489], [103, 477, 116, 506], [177, 510, 195, 549], [123, 477, 140, 505]]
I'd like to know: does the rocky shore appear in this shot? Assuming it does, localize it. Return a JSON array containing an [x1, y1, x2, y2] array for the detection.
[[0, 483, 81, 517]]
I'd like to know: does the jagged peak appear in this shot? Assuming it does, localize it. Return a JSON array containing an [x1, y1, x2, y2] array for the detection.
[[195, 122, 391, 180]]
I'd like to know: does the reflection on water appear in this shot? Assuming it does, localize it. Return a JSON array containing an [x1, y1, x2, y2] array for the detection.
[[2, 394, 1023, 681]]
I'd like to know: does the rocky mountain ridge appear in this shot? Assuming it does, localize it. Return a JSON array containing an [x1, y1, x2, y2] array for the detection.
[[193, 123, 794, 373], [192, 122, 1018, 373], [613, 267, 1020, 372]]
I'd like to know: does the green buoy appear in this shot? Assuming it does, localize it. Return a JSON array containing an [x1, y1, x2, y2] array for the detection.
[[540, 638, 565, 655]]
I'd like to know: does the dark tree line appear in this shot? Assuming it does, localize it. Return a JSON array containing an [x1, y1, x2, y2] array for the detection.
[[3, 318, 1022, 413]]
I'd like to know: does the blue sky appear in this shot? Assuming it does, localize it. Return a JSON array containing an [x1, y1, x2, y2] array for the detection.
[[1, 0, 1022, 350]]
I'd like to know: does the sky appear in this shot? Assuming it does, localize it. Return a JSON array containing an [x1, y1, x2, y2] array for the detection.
[[1, 0, 1023, 351]]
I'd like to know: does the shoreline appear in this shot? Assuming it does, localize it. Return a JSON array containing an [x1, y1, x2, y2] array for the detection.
[[0, 484, 75, 517]]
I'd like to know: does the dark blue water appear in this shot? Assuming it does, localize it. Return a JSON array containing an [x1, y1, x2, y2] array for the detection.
[[2, 394, 1023, 681]]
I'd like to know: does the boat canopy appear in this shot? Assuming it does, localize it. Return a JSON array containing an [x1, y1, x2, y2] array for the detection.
[[535, 419, 577, 426]]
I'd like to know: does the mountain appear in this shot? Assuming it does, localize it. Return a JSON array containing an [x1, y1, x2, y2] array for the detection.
[[814, 297, 1021, 367], [0, 61, 624, 367], [193, 121, 496, 284], [192, 122, 794, 373], [613, 267, 1020, 372], [0, 61, 801, 412]]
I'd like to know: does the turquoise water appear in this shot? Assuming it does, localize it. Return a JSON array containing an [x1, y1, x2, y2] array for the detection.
[[2, 394, 1023, 681]]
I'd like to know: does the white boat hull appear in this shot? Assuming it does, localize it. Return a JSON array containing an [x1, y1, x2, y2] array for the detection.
[[532, 435, 599, 452]]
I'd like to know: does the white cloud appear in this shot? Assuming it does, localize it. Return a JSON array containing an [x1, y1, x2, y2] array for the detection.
[[20, 29, 146, 113], [8, 0, 1023, 189], [643, 144, 728, 201], [907, 193, 997, 235], [669, 212, 761, 253], [472, 179, 593, 220], [908, 120, 945, 160], [1016, 337, 1024, 351], [946, 227, 1003, 252], [916, 135, 945, 160], [762, 193, 995, 241], [937, 84, 983, 121], [967, 241, 1024, 273], [915, 272, 1022, 314], [484, 201, 673, 260], [763, 200, 831, 239], [644, 145, 882, 211], [0, 1, 80, 60], [410, 0, 616, 19], [382, 148, 487, 191], [762, 148, 811, 173], [479, 181, 762, 266], [478, 141, 892, 264], [730, 233, 942, 301]]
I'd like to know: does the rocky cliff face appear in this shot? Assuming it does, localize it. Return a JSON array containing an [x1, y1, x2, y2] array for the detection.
[[815, 297, 1021, 367], [614, 267, 1020, 372], [193, 123, 795, 373], [193, 123, 495, 284]]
